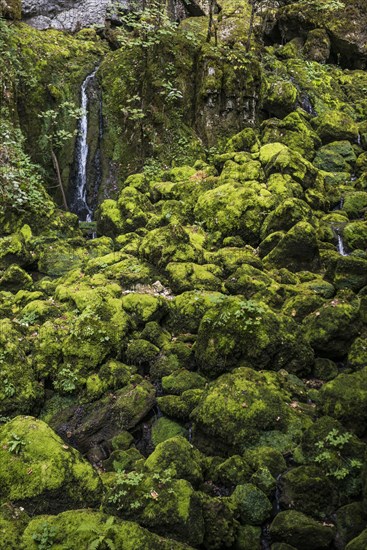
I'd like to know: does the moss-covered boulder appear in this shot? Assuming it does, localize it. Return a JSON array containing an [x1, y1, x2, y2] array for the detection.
[[162, 370, 207, 395], [279, 466, 336, 519], [145, 436, 203, 486], [50, 379, 155, 455], [263, 222, 320, 273], [139, 225, 202, 268], [269, 510, 335, 550], [335, 502, 367, 549], [0, 417, 102, 514], [230, 483, 272, 525], [22, 510, 191, 549], [347, 528, 367, 550], [191, 367, 312, 454], [318, 367, 367, 436], [107, 470, 204, 546], [313, 111, 359, 144], [195, 297, 314, 377], [302, 291, 361, 358], [0, 319, 41, 416]]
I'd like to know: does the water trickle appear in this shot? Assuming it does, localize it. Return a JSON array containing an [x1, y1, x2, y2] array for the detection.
[[337, 233, 347, 256], [73, 67, 99, 222]]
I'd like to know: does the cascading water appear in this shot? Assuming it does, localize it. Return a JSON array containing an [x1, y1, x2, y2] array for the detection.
[[72, 67, 99, 222]]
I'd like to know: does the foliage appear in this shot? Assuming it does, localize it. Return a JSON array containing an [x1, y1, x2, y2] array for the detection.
[[31, 522, 57, 550], [53, 367, 79, 394], [314, 429, 363, 480], [0, 122, 48, 216], [76, 516, 116, 550], [7, 433, 26, 455], [108, 468, 174, 513], [38, 102, 83, 153]]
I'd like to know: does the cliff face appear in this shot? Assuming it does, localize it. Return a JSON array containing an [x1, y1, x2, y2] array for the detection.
[[21, 0, 208, 30], [21, 0, 128, 31]]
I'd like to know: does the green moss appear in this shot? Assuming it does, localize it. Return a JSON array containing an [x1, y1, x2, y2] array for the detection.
[[302, 291, 361, 358], [319, 367, 367, 436], [195, 296, 313, 377], [191, 367, 312, 453], [269, 510, 334, 550], [0, 417, 102, 512], [166, 262, 222, 293], [22, 510, 189, 550], [151, 417, 187, 447], [145, 436, 203, 485], [162, 370, 207, 395], [314, 110, 359, 144], [230, 484, 272, 525]]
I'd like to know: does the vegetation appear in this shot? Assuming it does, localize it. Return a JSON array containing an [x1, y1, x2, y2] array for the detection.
[[1, 0, 367, 548]]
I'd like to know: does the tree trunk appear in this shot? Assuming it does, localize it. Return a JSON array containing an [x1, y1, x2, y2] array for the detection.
[[51, 148, 69, 211], [206, 0, 215, 43], [246, 1, 256, 53]]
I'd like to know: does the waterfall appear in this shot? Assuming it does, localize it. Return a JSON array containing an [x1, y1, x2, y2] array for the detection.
[[72, 67, 99, 222], [337, 233, 347, 256]]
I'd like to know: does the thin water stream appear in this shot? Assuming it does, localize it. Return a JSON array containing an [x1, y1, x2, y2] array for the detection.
[[72, 66, 100, 222]]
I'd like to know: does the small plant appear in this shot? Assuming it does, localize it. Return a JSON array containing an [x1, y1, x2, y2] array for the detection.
[[7, 433, 26, 455], [77, 516, 116, 550], [31, 522, 56, 550], [314, 429, 363, 480], [53, 367, 78, 394], [16, 310, 39, 327], [2, 377, 15, 398]]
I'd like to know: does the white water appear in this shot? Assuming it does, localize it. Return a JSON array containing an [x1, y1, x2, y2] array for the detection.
[[337, 233, 347, 256], [75, 67, 98, 222]]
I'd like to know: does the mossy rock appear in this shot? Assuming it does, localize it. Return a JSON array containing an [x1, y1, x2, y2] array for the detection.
[[157, 395, 192, 421], [263, 222, 320, 273], [145, 436, 203, 486], [331, 254, 367, 293], [279, 466, 336, 519], [318, 367, 367, 436], [335, 502, 367, 548], [313, 358, 339, 381], [194, 181, 272, 246], [261, 198, 315, 240], [37, 240, 88, 277], [225, 128, 260, 153], [167, 291, 225, 333], [244, 447, 287, 478], [302, 291, 361, 358], [162, 370, 207, 396], [22, 510, 191, 549], [0, 232, 32, 270], [166, 262, 222, 293], [191, 367, 312, 453], [195, 296, 314, 377], [259, 143, 317, 189], [0, 319, 41, 416], [139, 225, 202, 268], [201, 494, 239, 549], [49, 379, 155, 455], [347, 529, 367, 550], [348, 336, 367, 371], [151, 417, 187, 446], [233, 524, 261, 550], [0, 417, 102, 514], [0, 264, 33, 291], [121, 293, 167, 324], [261, 112, 320, 161], [303, 28, 331, 63], [107, 470, 204, 546], [263, 80, 298, 118], [269, 510, 335, 550], [342, 192, 367, 219], [210, 455, 252, 488], [230, 483, 272, 525], [313, 110, 359, 145], [344, 221, 367, 250]]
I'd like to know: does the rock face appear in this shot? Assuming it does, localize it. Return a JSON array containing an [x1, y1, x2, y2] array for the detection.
[[21, 0, 207, 30], [21, 0, 121, 31]]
